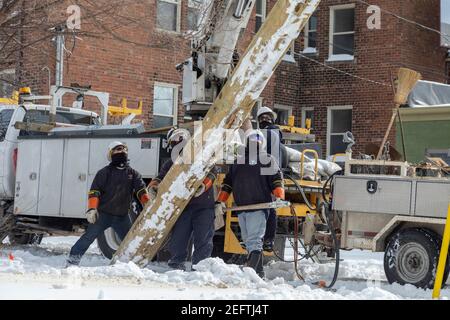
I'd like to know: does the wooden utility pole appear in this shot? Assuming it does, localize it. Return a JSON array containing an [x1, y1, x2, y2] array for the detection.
[[112, 0, 321, 267]]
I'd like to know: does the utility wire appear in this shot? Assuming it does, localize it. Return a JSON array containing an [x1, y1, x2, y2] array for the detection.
[[294, 51, 392, 87], [356, 0, 450, 43]]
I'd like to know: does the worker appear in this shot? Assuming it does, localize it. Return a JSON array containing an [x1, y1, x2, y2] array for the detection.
[[257, 106, 283, 253], [217, 129, 285, 278], [66, 141, 150, 266], [148, 128, 217, 271]]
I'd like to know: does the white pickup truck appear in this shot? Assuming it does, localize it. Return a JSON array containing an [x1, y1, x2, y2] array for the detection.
[[0, 100, 172, 260], [0, 103, 100, 201]]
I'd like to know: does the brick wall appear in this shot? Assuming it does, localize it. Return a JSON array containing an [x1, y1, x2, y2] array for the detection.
[[272, 0, 447, 157], [13, 0, 447, 158]]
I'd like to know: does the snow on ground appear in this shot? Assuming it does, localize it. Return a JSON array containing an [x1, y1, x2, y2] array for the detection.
[[0, 236, 449, 300]]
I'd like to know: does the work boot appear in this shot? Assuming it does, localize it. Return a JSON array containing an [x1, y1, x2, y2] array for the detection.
[[246, 250, 263, 278], [263, 240, 274, 252], [256, 254, 265, 278], [168, 262, 186, 271], [65, 255, 81, 268]]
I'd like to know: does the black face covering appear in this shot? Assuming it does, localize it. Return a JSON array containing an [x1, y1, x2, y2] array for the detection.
[[259, 121, 272, 129], [111, 152, 128, 167]]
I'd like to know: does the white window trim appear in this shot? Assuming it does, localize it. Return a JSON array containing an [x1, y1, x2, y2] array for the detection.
[[156, 0, 182, 33], [301, 107, 314, 128], [255, 0, 267, 31], [303, 15, 317, 53], [328, 3, 355, 62], [326, 105, 352, 156], [283, 40, 296, 63], [153, 82, 179, 125], [274, 104, 293, 125], [187, 0, 203, 31]]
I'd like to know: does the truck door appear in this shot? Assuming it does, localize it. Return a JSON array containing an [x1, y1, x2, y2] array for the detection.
[[61, 139, 89, 218]]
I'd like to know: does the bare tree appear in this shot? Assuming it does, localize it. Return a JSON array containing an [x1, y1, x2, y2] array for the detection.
[[0, 0, 185, 92]]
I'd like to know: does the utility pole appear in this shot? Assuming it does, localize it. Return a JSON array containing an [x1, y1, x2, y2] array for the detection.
[[52, 25, 65, 123], [55, 25, 65, 88], [112, 0, 321, 267]]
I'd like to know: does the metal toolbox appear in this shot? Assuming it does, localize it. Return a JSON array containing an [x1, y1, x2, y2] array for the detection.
[[333, 175, 450, 218], [14, 135, 161, 219]]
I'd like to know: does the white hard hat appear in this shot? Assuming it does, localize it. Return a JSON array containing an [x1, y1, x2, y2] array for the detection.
[[107, 141, 127, 161], [257, 106, 277, 121]]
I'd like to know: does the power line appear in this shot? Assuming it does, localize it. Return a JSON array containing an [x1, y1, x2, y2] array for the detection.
[[294, 51, 392, 87], [356, 0, 450, 43]]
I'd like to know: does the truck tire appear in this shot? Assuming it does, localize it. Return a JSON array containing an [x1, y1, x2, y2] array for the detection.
[[9, 232, 43, 245], [384, 228, 449, 289]]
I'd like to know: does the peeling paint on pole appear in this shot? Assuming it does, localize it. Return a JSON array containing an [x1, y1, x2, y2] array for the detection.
[[111, 0, 321, 267]]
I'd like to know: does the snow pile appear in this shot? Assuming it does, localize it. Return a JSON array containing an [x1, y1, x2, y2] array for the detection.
[[1, 237, 449, 300]]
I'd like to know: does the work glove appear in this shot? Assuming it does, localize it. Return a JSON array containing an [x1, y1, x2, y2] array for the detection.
[[148, 180, 159, 194], [86, 208, 99, 224], [214, 202, 226, 230]]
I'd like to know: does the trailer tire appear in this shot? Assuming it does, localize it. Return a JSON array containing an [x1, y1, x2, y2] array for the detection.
[[384, 228, 449, 289], [9, 233, 43, 245], [96, 198, 172, 262]]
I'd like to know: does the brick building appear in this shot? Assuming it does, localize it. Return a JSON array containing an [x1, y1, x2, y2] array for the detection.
[[1, 0, 447, 157]]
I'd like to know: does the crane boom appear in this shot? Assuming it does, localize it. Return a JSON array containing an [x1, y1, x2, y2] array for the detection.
[[181, 0, 256, 118]]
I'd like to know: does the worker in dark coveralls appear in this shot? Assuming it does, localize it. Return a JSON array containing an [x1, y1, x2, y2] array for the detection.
[[217, 130, 285, 278], [66, 141, 150, 266], [257, 106, 283, 252], [148, 128, 217, 271]]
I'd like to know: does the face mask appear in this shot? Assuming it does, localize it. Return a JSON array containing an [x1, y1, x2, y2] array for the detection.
[[111, 152, 128, 167], [259, 121, 272, 129]]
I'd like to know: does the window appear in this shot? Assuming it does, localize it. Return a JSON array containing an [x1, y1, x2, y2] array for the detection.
[[23, 110, 97, 126], [329, 4, 355, 61], [0, 109, 14, 141], [255, 0, 266, 33], [187, 0, 203, 31], [327, 106, 352, 156], [0, 69, 15, 98], [303, 14, 318, 53], [301, 107, 314, 130], [274, 105, 292, 126], [283, 41, 296, 62], [153, 83, 178, 128], [156, 0, 181, 32]]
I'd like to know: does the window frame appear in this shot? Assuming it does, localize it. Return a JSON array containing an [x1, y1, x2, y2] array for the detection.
[[326, 105, 353, 156], [274, 104, 293, 126], [255, 0, 267, 33], [187, 0, 203, 31], [328, 3, 355, 61], [152, 82, 179, 127], [303, 14, 318, 53], [282, 40, 296, 63], [156, 0, 182, 33], [301, 107, 314, 128]]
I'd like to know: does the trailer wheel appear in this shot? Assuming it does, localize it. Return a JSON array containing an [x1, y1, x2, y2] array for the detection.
[[9, 232, 43, 245], [96, 198, 172, 261], [384, 228, 449, 289]]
